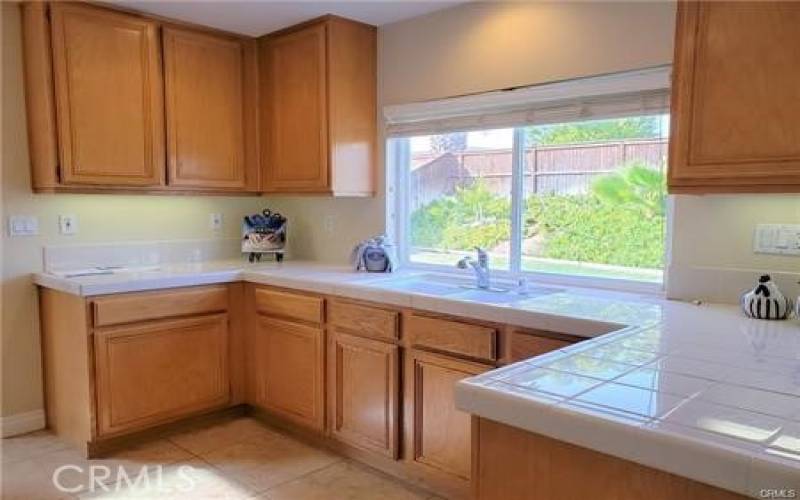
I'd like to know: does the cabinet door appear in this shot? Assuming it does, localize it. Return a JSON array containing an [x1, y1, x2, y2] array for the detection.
[[669, 2, 800, 192], [94, 315, 230, 437], [261, 23, 329, 192], [405, 349, 492, 482], [329, 331, 399, 458], [253, 316, 325, 431], [163, 28, 247, 189], [50, 3, 164, 186]]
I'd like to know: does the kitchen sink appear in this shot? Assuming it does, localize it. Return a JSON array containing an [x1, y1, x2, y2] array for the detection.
[[453, 286, 561, 304], [367, 276, 463, 296], [368, 274, 561, 303]]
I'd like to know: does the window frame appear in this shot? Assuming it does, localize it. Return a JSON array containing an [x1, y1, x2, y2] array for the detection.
[[387, 122, 671, 295]]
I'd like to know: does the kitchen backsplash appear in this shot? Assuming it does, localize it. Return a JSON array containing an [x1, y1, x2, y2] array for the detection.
[[42, 238, 243, 272]]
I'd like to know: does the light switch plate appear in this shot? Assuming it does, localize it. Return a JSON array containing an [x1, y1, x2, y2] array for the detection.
[[754, 224, 800, 256], [8, 215, 39, 236], [59, 214, 78, 235]]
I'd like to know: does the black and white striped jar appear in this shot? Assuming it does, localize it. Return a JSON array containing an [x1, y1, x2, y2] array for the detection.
[[741, 275, 793, 320]]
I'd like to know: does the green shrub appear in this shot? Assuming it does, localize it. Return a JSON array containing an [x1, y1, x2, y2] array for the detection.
[[410, 165, 666, 270], [410, 181, 510, 251], [525, 195, 664, 269]]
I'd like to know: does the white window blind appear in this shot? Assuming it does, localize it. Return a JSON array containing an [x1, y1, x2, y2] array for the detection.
[[384, 66, 671, 137]]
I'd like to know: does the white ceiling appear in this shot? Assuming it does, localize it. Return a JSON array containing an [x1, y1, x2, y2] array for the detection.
[[110, 1, 465, 37]]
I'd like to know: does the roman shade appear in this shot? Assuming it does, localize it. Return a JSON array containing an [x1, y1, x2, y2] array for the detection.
[[384, 65, 671, 137]]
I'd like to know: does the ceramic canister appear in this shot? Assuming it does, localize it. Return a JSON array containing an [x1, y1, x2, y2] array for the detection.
[[741, 275, 793, 320]]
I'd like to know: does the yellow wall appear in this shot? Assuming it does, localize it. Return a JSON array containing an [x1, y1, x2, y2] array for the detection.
[[1, 3, 264, 417]]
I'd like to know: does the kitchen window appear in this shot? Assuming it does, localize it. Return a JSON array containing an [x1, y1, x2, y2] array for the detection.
[[386, 67, 671, 289]]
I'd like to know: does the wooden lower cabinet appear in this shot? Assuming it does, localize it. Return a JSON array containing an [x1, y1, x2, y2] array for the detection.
[[474, 418, 747, 500], [252, 315, 325, 431], [329, 330, 399, 458], [94, 314, 230, 437], [404, 349, 492, 487]]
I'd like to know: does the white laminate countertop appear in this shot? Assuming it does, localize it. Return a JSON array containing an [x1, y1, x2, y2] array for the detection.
[[34, 260, 800, 497]]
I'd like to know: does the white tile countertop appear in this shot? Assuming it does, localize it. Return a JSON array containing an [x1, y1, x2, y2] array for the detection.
[[33, 260, 800, 497]]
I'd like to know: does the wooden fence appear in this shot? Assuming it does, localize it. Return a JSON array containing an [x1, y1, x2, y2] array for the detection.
[[409, 139, 668, 209]]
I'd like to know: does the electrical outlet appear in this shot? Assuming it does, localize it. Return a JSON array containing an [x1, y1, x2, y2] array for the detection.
[[58, 214, 78, 235], [209, 213, 223, 232], [323, 215, 336, 234], [8, 215, 39, 236], [754, 224, 800, 256]]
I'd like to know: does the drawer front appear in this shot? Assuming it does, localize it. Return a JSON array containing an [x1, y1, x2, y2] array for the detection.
[[406, 314, 497, 362], [508, 330, 575, 363], [330, 301, 399, 341], [93, 285, 228, 327], [254, 288, 323, 324]]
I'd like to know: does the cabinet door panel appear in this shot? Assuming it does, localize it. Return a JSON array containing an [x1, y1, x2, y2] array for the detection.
[[163, 28, 246, 189], [670, 2, 800, 190], [253, 316, 324, 430], [94, 315, 230, 436], [262, 24, 328, 192], [50, 3, 164, 186], [330, 331, 399, 458], [405, 349, 491, 481]]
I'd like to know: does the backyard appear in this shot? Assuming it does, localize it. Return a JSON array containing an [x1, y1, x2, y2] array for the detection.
[[407, 117, 669, 282]]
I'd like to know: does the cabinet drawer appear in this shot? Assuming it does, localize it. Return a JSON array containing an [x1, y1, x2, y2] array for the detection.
[[93, 286, 228, 327], [330, 301, 399, 341], [254, 288, 323, 325], [508, 329, 579, 363], [405, 314, 497, 362]]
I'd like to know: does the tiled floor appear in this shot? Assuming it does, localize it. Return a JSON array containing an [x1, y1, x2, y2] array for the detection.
[[1, 417, 441, 500]]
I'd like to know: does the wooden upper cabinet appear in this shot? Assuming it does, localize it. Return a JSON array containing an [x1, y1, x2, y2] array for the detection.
[[261, 23, 328, 192], [163, 28, 258, 190], [49, 3, 165, 187], [669, 2, 800, 193], [259, 17, 376, 196]]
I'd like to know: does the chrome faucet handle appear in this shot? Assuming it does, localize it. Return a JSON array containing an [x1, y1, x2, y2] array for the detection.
[[474, 247, 488, 267]]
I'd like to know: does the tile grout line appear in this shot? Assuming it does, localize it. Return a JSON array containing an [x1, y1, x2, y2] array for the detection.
[[257, 458, 345, 497], [164, 436, 273, 498], [164, 425, 347, 497]]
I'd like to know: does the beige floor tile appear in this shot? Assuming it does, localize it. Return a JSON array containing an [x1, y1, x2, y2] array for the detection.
[[1, 436, 193, 498], [168, 418, 282, 456], [260, 461, 430, 500], [79, 459, 257, 500], [92, 439, 196, 487], [1, 430, 72, 463], [2, 419, 441, 500], [1, 446, 88, 499], [200, 432, 340, 493]]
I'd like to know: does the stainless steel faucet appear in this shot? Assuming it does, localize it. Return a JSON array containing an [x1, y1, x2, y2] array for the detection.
[[456, 247, 490, 289]]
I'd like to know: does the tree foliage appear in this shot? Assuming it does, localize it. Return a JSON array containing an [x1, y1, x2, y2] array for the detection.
[[430, 132, 468, 153], [411, 181, 510, 251], [526, 117, 662, 146]]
